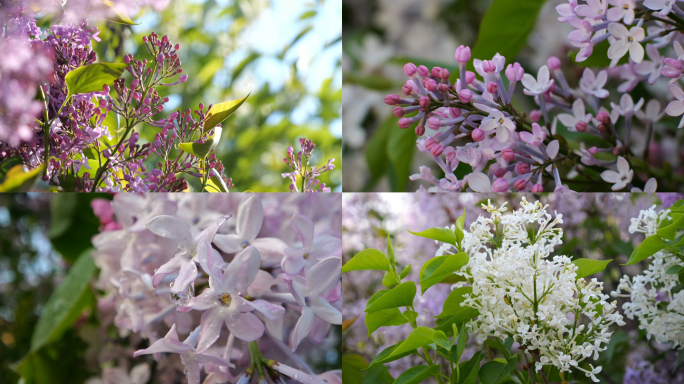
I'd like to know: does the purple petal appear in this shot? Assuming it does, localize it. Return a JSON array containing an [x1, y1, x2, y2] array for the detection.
[[290, 307, 315, 351], [237, 194, 264, 241], [226, 312, 264, 342], [223, 246, 261, 292], [196, 307, 226, 354], [171, 260, 198, 294]]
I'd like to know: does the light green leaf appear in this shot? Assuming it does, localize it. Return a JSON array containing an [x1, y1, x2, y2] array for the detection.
[[409, 227, 458, 245], [452, 324, 468, 363], [343, 249, 390, 273], [0, 164, 42, 192], [367, 342, 416, 368], [433, 330, 452, 350], [455, 209, 466, 249], [30, 250, 96, 352], [387, 234, 396, 271], [472, 0, 547, 66], [101, 0, 139, 25], [366, 309, 417, 337], [178, 127, 222, 158], [365, 281, 416, 313], [203, 93, 250, 133], [657, 215, 684, 241], [419, 252, 469, 293], [572, 258, 612, 279], [625, 235, 664, 265], [479, 356, 518, 384], [435, 306, 479, 336], [399, 263, 412, 280], [438, 287, 472, 319], [65, 63, 127, 98], [385, 327, 436, 360], [393, 365, 439, 384], [205, 174, 230, 192]]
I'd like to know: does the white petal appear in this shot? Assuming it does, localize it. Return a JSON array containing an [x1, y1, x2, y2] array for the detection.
[[521, 73, 538, 91], [467, 172, 491, 192], [601, 170, 621, 183], [223, 246, 261, 292], [306, 257, 342, 298], [616, 156, 630, 175], [146, 215, 193, 250], [546, 140, 560, 159], [236, 194, 264, 242]]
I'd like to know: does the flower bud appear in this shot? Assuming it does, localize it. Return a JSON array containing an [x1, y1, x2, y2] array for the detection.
[[398, 118, 411, 129], [588, 146, 599, 155], [425, 138, 436, 149], [502, 149, 516, 162], [393, 106, 405, 118], [420, 96, 431, 109], [487, 82, 498, 94], [492, 177, 509, 192], [437, 83, 450, 93], [465, 71, 476, 84], [404, 63, 417, 77], [472, 128, 485, 141], [529, 110, 542, 122], [415, 125, 426, 136], [596, 111, 610, 125], [575, 121, 588, 132], [459, 89, 473, 103], [384, 94, 401, 105], [514, 178, 527, 191], [482, 60, 496, 74], [494, 168, 507, 178], [532, 183, 544, 193], [454, 45, 471, 63], [449, 108, 462, 118], [547, 56, 561, 70], [417, 65, 429, 77], [425, 78, 438, 92], [179, 74, 188, 83], [431, 66, 443, 78], [431, 144, 444, 156], [428, 117, 442, 130], [597, 124, 607, 134], [516, 163, 530, 174], [505, 63, 524, 82], [402, 84, 413, 96]]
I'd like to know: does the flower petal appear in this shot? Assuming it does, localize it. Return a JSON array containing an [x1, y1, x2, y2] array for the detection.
[[310, 296, 342, 324], [247, 270, 277, 297], [290, 214, 315, 247], [196, 306, 226, 353], [213, 234, 244, 254], [185, 288, 217, 311], [152, 256, 184, 288], [146, 215, 193, 250], [223, 246, 261, 292], [251, 237, 287, 265], [467, 172, 491, 192], [601, 170, 621, 183], [236, 194, 264, 242], [171, 260, 198, 294], [306, 257, 342, 298], [247, 300, 285, 320], [290, 307, 315, 351], [226, 312, 264, 342]]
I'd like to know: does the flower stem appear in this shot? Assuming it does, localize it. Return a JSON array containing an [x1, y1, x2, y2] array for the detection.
[[248, 341, 267, 379]]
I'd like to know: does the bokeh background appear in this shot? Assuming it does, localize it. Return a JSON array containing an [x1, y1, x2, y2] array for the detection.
[[342, 0, 683, 192], [342, 192, 684, 383], [58, 0, 342, 191]]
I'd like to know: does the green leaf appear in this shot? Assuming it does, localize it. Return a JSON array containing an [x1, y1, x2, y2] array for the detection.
[[674, 349, 684, 373], [387, 124, 416, 191], [30, 250, 96, 352], [382, 270, 400, 287], [178, 127, 223, 158], [65, 63, 127, 98], [472, 0, 547, 66], [657, 215, 684, 241], [364, 117, 393, 187], [342, 355, 368, 384], [438, 287, 472, 319], [419, 252, 469, 293], [365, 282, 416, 313], [457, 350, 482, 384], [384, 327, 436, 360], [367, 342, 415, 368], [572, 258, 612, 279], [455, 209, 466, 249], [206, 174, 230, 192], [452, 324, 468, 363], [203, 93, 250, 133], [666, 265, 683, 275], [365, 309, 417, 337], [435, 306, 479, 336], [393, 365, 439, 384], [343, 249, 390, 273], [0, 164, 42, 192], [101, 0, 139, 25], [409, 227, 457, 245], [399, 264, 412, 280], [387, 234, 396, 271], [626, 235, 664, 265], [479, 356, 518, 384], [433, 330, 452, 350]]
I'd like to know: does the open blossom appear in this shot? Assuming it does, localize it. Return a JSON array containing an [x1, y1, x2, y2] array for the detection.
[[557, 99, 592, 131], [601, 156, 634, 190], [607, 23, 645, 64], [454, 199, 624, 382], [519, 123, 547, 146], [480, 109, 516, 142], [579, 68, 609, 98], [576, 0, 609, 18], [634, 43, 664, 84], [607, 0, 636, 24], [521, 65, 554, 96], [611, 93, 644, 117], [665, 83, 684, 128], [643, 0, 678, 15]]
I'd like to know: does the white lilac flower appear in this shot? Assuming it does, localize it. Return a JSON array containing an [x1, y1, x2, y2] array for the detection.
[[607, 0, 636, 24], [557, 99, 593, 131], [635, 99, 664, 125], [630, 178, 657, 193], [634, 44, 664, 84], [521, 65, 554, 96], [576, 0, 609, 19], [452, 199, 624, 382], [643, 0, 678, 15], [611, 93, 644, 117], [480, 109, 516, 143], [579, 68, 609, 98], [601, 156, 634, 190], [607, 23, 645, 65], [613, 206, 684, 349]]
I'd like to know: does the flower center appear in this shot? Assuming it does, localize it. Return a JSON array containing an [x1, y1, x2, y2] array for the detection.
[[242, 240, 250, 249], [219, 293, 232, 306], [303, 252, 310, 259], [498, 118, 505, 124], [628, 36, 633, 42], [623, 4, 629, 9]]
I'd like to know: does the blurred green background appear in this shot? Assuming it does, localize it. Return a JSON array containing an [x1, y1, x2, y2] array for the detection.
[[52, 0, 342, 192]]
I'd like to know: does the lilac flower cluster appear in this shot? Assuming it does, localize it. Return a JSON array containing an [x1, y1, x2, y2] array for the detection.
[[382, 2, 684, 192], [282, 138, 335, 192], [89, 193, 342, 384]]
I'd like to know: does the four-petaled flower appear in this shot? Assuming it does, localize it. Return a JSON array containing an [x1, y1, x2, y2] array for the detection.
[[281, 214, 342, 274], [519, 123, 547, 146], [579, 68, 609, 98], [611, 93, 644, 117], [557, 99, 593, 131], [607, 0, 636, 25], [480, 110, 516, 143], [601, 156, 634, 190], [665, 83, 684, 128], [521, 65, 554, 96], [607, 23, 644, 65]]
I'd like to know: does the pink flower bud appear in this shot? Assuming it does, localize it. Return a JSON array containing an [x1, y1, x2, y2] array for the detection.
[[157, 53, 164, 64], [404, 63, 417, 77], [529, 110, 542, 122], [547, 56, 561, 70], [487, 82, 498, 94], [588, 146, 599, 155], [472, 128, 485, 141], [516, 163, 530, 174], [449, 108, 462, 118], [428, 116, 442, 130], [454, 45, 471, 63], [131, 79, 140, 88], [179, 74, 188, 83], [385, 94, 401, 105], [402, 84, 413, 96], [596, 111, 610, 125], [420, 96, 431, 109], [425, 138, 436, 149], [494, 168, 507, 178], [482, 60, 496, 74], [398, 118, 411, 129], [514, 179, 527, 191], [417, 65, 429, 77], [502, 149, 515, 162], [532, 184, 544, 193], [505, 63, 524, 82], [415, 125, 426, 136], [437, 83, 450, 93], [465, 71, 476, 84], [613, 147, 621, 155], [425, 78, 438, 92], [431, 67, 442, 78], [492, 177, 509, 192], [575, 121, 588, 132], [393, 106, 405, 118], [459, 89, 473, 103], [431, 144, 444, 156]]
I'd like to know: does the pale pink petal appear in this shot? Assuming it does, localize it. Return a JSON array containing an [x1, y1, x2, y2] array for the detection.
[[310, 233, 342, 259], [306, 257, 342, 297], [146, 215, 193, 250], [644, 178, 657, 193], [671, 100, 684, 117], [194, 352, 234, 368], [310, 296, 342, 324], [197, 239, 225, 282], [247, 300, 285, 320], [247, 270, 277, 297], [291, 214, 315, 247], [213, 234, 244, 254], [185, 361, 201, 384], [519, 131, 535, 145], [601, 170, 621, 183], [479, 118, 499, 132], [616, 156, 630, 175], [185, 288, 217, 311], [152, 256, 184, 288], [467, 172, 491, 192], [311, 317, 332, 343], [171, 260, 198, 294], [236, 194, 264, 242], [596, 70, 608, 87], [133, 337, 176, 357], [196, 307, 226, 353], [546, 140, 560, 159], [521, 73, 538, 91], [226, 312, 264, 342], [251, 237, 287, 265], [572, 99, 585, 118], [223, 246, 261, 292], [130, 363, 150, 384], [537, 65, 550, 87], [669, 84, 684, 101], [629, 41, 644, 63], [557, 113, 578, 128], [290, 307, 315, 351]]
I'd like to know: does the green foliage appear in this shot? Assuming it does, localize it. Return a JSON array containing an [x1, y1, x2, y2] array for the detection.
[[572, 258, 612, 279], [363, 116, 416, 191], [626, 235, 664, 265], [0, 165, 42, 192], [479, 356, 518, 384], [456, 350, 482, 384], [409, 227, 458, 245], [178, 127, 222, 158], [393, 365, 439, 384], [419, 252, 469, 294], [49, 194, 103, 263], [472, 0, 548, 66], [342, 354, 394, 384], [365, 281, 416, 312], [65, 63, 127, 97], [343, 249, 390, 272], [203, 93, 250, 133], [365, 308, 417, 337]]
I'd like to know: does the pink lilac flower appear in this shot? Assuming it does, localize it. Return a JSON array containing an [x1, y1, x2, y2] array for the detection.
[[601, 156, 634, 190], [281, 214, 342, 274], [519, 123, 548, 146], [665, 83, 684, 128], [643, 0, 678, 15], [579, 68, 610, 98], [634, 44, 664, 84], [607, 23, 645, 65], [479, 110, 516, 143], [607, 0, 636, 24], [557, 99, 593, 132]]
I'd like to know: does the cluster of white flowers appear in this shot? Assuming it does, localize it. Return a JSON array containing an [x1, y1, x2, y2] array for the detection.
[[455, 198, 624, 382], [613, 205, 684, 349]]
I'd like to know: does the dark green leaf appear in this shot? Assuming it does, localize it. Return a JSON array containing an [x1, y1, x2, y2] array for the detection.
[[393, 365, 439, 384], [657, 215, 684, 241], [387, 122, 416, 191], [479, 356, 518, 384], [433, 330, 452, 350], [365, 282, 416, 313], [457, 350, 482, 384]]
